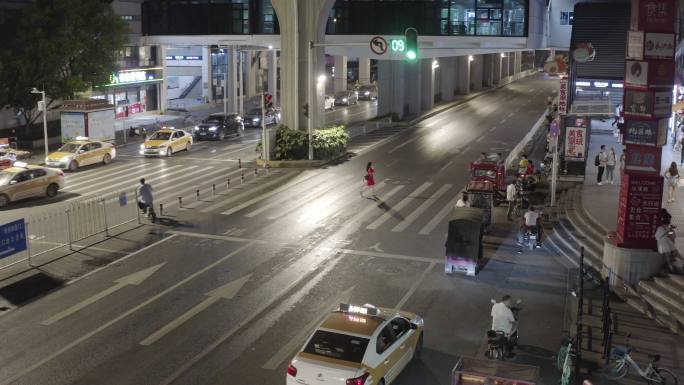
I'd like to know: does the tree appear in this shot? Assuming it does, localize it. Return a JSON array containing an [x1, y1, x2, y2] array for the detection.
[[0, 0, 128, 135]]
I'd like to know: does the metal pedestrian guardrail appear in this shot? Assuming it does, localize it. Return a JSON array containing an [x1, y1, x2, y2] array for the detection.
[[0, 188, 140, 271]]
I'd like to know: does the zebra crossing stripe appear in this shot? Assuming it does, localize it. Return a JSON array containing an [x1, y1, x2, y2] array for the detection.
[[366, 182, 432, 230], [392, 184, 453, 232]]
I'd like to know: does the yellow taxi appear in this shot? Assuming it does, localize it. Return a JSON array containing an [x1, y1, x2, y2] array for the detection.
[[287, 303, 424, 385], [139, 128, 193, 157], [45, 137, 116, 171], [0, 162, 65, 207]]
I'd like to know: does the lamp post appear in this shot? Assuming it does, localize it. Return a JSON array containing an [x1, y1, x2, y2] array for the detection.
[[30, 88, 49, 162]]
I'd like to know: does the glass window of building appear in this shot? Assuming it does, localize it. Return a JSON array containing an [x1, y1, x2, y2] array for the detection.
[[503, 0, 526, 36]]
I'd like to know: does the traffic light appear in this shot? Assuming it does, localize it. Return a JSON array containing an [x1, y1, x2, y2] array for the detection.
[[303, 103, 309, 118], [405, 28, 418, 61]]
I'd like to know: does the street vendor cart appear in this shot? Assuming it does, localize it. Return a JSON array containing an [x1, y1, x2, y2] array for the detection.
[[465, 180, 494, 232], [451, 356, 539, 385], [445, 207, 483, 276], [469, 153, 507, 205]]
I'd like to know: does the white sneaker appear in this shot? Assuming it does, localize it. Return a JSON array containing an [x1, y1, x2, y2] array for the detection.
[[598, 182, 603, 186], [611, 181, 614, 185]]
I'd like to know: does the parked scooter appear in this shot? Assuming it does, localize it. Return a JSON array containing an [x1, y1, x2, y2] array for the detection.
[[523, 226, 539, 250], [128, 125, 147, 137], [486, 299, 523, 360]]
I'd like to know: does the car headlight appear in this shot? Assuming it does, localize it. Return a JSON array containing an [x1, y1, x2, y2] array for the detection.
[[45, 157, 49, 163], [342, 98, 348, 102], [364, 91, 370, 96], [253, 118, 260, 122], [194, 125, 199, 131], [140, 144, 146, 149], [60, 156, 71, 163], [209, 126, 217, 131]]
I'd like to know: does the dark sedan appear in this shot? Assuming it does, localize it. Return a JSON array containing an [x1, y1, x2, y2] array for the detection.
[[334, 91, 358, 106], [357, 85, 378, 101], [193, 113, 244, 140], [244, 107, 281, 127]]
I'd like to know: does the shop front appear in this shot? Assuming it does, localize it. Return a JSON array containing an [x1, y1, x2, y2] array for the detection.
[[92, 67, 163, 120]]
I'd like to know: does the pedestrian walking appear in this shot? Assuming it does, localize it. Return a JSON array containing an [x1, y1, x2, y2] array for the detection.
[[612, 104, 622, 126], [136, 178, 156, 221], [596, 145, 607, 185], [664, 162, 680, 203], [361, 161, 376, 198], [455, 192, 470, 208], [655, 210, 679, 273], [518, 154, 529, 176], [605, 147, 617, 184], [506, 180, 517, 221]]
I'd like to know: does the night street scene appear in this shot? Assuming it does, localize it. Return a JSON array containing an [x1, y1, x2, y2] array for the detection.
[[1, 0, 684, 384]]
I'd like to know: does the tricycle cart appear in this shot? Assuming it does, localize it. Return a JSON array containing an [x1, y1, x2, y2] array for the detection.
[[451, 356, 539, 385], [465, 180, 494, 232], [445, 207, 483, 276], [469, 153, 507, 205]]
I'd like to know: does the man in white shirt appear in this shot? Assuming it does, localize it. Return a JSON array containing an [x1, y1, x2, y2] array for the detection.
[[518, 206, 542, 252], [506, 181, 517, 221], [136, 178, 156, 221], [455, 192, 470, 208], [491, 295, 517, 357]]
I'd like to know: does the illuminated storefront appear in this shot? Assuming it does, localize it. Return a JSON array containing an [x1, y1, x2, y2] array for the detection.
[[92, 67, 163, 118]]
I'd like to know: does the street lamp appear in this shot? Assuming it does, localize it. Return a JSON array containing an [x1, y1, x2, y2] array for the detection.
[[30, 87, 49, 162]]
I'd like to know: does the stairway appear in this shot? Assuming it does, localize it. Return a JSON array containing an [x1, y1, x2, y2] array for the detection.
[[545, 184, 684, 338]]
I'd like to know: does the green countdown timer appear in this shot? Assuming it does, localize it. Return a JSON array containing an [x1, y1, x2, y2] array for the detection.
[[390, 39, 405, 52]]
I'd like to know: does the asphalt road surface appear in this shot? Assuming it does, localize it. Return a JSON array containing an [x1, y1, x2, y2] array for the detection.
[[0, 74, 570, 385]]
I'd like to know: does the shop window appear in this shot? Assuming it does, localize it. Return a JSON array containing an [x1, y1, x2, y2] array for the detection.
[[560, 11, 573, 25]]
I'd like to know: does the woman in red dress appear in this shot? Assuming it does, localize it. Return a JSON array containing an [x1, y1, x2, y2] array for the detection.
[[362, 161, 376, 197]]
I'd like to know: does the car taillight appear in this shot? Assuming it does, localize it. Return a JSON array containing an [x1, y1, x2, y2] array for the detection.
[[287, 363, 297, 377], [346, 372, 369, 385]]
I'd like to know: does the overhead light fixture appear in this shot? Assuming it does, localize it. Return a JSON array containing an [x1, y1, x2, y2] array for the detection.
[[468, 55, 474, 62], [500, 53, 505, 58], [268, 45, 273, 50], [317, 74, 327, 83], [432, 59, 439, 69]]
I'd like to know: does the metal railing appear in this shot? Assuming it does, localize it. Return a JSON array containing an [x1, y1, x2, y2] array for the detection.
[[0, 188, 139, 271]]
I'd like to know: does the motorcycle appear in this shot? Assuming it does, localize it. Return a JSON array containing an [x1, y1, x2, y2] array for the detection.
[[486, 299, 522, 360], [128, 125, 147, 137], [523, 226, 539, 250]]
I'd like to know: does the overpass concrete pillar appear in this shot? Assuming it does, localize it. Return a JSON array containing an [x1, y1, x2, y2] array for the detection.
[[483, 54, 493, 88], [159, 45, 168, 112], [456, 56, 471, 95], [421, 59, 435, 110], [470, 54, 483, 91], [267, 49, 278, 107], [201, 46, 211, 103], [334, 55, 348, 93], [247, 51, 258, 98], [439, 57, 457, 102], [359, 58, 371, 85], [271, 0, 334, 131], [377, 60, 405, 119], [514, 51, 522, 74], [508, 52, 515, 77], [493, 53, 502, 85], [230, 47, 238, 113]]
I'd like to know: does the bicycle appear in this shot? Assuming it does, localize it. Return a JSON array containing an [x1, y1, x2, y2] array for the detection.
[[603, 334, 678, 385], [557, 333, 577, 385]]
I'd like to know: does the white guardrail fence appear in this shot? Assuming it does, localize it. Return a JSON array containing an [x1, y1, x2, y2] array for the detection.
[[0, 188, 140, 271]]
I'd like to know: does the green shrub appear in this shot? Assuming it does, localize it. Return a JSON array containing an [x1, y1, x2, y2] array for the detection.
[[256, 124, 349, 161]]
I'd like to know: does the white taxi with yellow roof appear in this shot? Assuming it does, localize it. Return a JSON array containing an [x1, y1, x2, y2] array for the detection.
[[139, 128, 193, 157], [45, 137, 116, 171], [287, 303, 424, 385], [0, 162, 65, 207]]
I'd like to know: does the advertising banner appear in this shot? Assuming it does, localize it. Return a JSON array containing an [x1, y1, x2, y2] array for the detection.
[[86, 109, 115, 142], [653, 91, 673, 117], [632, 0, 675, 32], [647, 59, 675, 87], [625, 61, 648, 89], [644, 32, 675, 59], [624, 143, 662, 173], [616, 173, 663, 248], [627, 31, 645, 60], [624, 89, 654, 117], [558, 77, 568, 114], [61, 112, 85, 142], [624, 119, 668, 146], [564, 125, 586, 160]]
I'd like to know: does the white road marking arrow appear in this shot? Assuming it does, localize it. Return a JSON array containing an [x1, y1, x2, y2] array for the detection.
[[139, 273, 252, 346], [41, 263, 166, 326], [262, 285, 355, 370]]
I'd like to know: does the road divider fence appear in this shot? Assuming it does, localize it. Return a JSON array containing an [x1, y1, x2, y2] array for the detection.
[[0, 188, 139, 271]]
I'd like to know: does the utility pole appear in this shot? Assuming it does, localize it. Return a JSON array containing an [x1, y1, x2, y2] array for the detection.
[[307, 41, 313, 160], [31, 88, 48, 161]]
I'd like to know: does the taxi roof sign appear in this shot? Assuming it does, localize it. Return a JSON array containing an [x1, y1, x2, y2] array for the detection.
[[339, 303, 380, 316], [13, 161, 28, 168], [74, 136, 89, 141]]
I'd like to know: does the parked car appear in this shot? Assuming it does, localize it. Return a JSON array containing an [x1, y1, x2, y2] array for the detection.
[[193, 113, 244, 140], [334, 90, 358, 106], [243, 107, 281, 127], [324, 95, 335, 110], [357, 85, 378, 101]]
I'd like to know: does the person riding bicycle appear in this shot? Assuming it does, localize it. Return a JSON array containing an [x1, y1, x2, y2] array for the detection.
[[491, 295, 517, 358]]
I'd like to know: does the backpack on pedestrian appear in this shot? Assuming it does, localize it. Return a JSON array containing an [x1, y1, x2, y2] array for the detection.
[[594, 154, 600, 167]]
